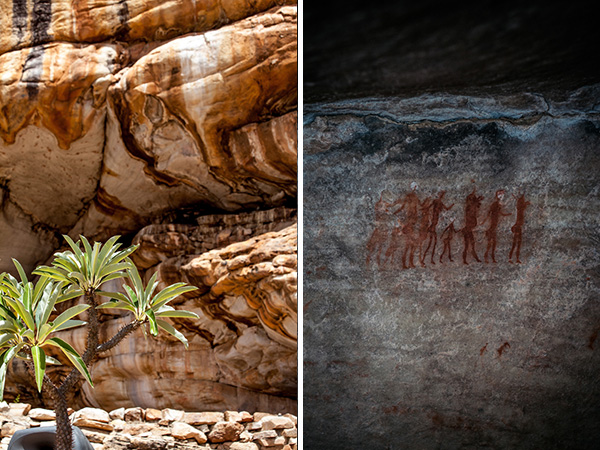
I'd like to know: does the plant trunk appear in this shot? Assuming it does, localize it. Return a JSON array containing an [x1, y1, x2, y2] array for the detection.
[[24, 294, 143, 449], [25, 360, 73, 450], [83, 291, 99, 363], [53, 389, 73, 450], [58, 292, 101, 393]]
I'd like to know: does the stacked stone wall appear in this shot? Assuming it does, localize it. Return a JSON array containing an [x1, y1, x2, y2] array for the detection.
[[0, 403, 297, 450]]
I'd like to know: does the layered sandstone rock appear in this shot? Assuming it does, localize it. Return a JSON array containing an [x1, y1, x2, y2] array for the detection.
[[0, 0, 297, 415], [74, 8, 297, 239], [0, 0, 293, 56], [131, 207, 297, 269], [0, 3, 297, 273], [77, 222, 296, 412]]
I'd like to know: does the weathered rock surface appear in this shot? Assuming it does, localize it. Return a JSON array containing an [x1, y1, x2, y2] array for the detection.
[[305, 1, 599, 447], [304, 0, 600, 102], [0, 3, 297, 274], [1, 0, 296, 419], [131, 207, 296, 269], [73, 7, 297, 240], [157, 222, 298, 349], [84, 223, 296, 412], [0, 0, 293, 56], [304, 90, 600, 448], [0, 41, 118, 271]]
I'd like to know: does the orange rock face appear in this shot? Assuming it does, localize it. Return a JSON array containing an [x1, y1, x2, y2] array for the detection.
[[0, 43, 120, 148], [0, 0, 293, 55], [0, 0, 296, 414], [0, 4, 297, 273]]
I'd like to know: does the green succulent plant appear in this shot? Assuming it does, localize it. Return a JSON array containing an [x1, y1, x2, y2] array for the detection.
[[0, 235, 199, 450], [0, 262, 92, 398], [97, 265, 198, 347], [33, 235, 137, 294]]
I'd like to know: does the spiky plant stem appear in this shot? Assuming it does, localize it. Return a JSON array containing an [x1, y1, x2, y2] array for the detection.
[[24, 292, 144, 449], [96, 320, 142, 353], [25, 360, 72, 450], [40, 293, 141, 450]]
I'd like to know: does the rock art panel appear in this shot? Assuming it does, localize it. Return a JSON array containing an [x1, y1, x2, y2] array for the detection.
[[367, 186, 531, 269], [304, 92, 600, 449]]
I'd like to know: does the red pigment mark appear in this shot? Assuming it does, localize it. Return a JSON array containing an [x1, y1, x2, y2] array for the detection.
[[509, 193, 530, 264], [480, 343, 488, 356], [303, 299, 313, 312], [588, 330, 598, 350], [398, 188, 420, 269], [497, 342, 511, 357], [417, 196, 432, 267], [423, 190, 454, 265], [439, 220, 457, 263], [483, 190, 511, 263], [462, 187, 484, 265], [382, 404, 409, 415], [384, 224, 403, 267]]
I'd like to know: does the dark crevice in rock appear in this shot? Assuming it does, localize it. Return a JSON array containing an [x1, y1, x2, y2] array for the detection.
[[305, 87, 600, 126], [114, 0, 132, 41], [12, 0, 28, 42], [30, 0, 52, 45]]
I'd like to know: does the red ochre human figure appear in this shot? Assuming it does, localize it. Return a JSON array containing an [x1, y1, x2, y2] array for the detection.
[[417, 197, 432, 267], [439, 220, 457, 263], [509, 193, 531, 264], [395, 184, 420, 269], [423, 190, 454, 265], [384, 220, 404, 267], [483, 190, 512, 263], [462, 188, 484, 265], [366, 191, 394, 267]]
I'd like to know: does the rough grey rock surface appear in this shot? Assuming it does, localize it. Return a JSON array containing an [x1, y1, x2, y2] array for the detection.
[[304, 0, 600, 102], [304, 89, 600, 449]]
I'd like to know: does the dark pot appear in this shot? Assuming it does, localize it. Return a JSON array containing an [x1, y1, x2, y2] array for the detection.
[[7, 426, 93, 450]]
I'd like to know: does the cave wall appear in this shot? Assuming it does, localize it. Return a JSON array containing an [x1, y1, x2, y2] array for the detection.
[[304, 1, 600, 448], [304, 92, 600, 448]]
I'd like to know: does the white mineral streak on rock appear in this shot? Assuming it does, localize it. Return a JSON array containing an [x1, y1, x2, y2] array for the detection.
[[0, 44, 118, 273]]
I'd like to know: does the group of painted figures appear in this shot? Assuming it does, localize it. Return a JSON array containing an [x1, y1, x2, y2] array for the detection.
[[366, 186, 530, 269]]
